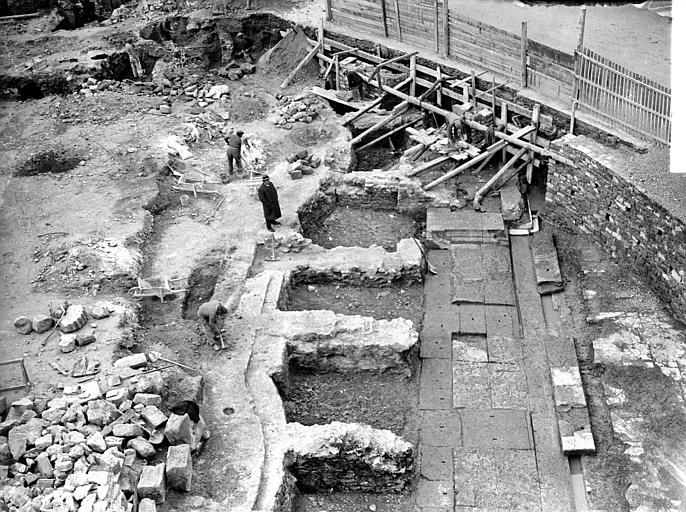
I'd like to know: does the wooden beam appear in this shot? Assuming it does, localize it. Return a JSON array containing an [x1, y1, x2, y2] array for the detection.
[[436, 66, 443, 106], [351, 102, 409, 145], [408, 155, 453, 176], [281, 42, 321, 89], [443, 0, 450, 56], [410, 55, 417, 97], [394, 0, 402, 41], [471, 71, 477, 109], [381, 0, 388, 37], [357, 118, 419, 151], [473, 147, 528, 207], [576, 6, 587, 50], [310, 86, 362, 109], [526, 104, 540, 183], [335, 55, 340, 90], [434, 0, 440, 53], [344, 77, 412, 126], [423, 149, 497, 190], [521, 22, 528, 87], [325, 0, 332, 21]]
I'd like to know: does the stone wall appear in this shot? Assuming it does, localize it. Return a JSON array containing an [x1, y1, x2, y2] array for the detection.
[[285, 422, 414, 493], [545, 135, 686, 324]]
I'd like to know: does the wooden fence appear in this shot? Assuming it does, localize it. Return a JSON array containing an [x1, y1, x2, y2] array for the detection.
[[573, 47, 671, 145], [325, 0, 671, 145]]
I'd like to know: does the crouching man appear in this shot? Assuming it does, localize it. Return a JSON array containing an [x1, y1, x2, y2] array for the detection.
[[197, 300, 227, 350]]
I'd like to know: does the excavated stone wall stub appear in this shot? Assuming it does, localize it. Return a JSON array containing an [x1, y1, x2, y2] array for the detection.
[[285, 422, 414, 493], [269, 310, 418, 375], [545, 135, 686, 324]]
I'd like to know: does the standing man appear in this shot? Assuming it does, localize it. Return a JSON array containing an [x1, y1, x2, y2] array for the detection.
[[197, 300, 227, 349], [257, 175, 281, 232], [224, 130, 244, 176]]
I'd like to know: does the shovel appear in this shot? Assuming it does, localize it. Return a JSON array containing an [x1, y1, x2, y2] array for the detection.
[[218, 331, 227, 350], [147, 350, 198, 372], [412, 236, 438, 275]]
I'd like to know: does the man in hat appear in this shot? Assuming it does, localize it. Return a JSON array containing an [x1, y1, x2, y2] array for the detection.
[[197, 300, 227, 349], [257, 175, 281, 232], [224, 130, 244, 176]]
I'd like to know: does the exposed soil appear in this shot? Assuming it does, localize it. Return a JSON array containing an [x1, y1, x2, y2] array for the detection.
[[304, 206, 419, 251], [182, 257, 226, 319], [294, 492, 414, 512], [283, 370, 420, 444], [14, 149, 83, 177], [356, 146, 401, 172], [286, 282, 423, 327], [289, 125, 333, 147]]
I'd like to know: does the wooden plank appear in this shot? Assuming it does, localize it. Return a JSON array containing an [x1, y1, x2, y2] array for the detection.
[[526, 104, 540, 183], [408, 154, 453, 176], [344, 76, 412, 125], [410, 55, 417, 97], [281, 42, 321, 88], [310, 86, 362, 109], [580, 47, 669, 94], [357, 118, 419, 151], [350, 101, 409, 145], [451, 12, 521, 42], [446, 23, 523, 55], [573, 76, 669, 120], [520, 21, 527, 87], [474, 147, 528, 207]]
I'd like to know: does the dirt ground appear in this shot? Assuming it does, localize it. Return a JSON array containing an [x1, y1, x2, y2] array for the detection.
[[302, 206, 419, 251], [294, 491, 414, 512], [286, 283, 423, 327]]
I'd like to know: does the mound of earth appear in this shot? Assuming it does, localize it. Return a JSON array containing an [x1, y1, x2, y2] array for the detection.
[[258, 25, 318, 78]]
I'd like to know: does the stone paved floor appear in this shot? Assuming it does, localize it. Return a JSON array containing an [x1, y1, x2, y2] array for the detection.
[[417, 211, 577, 512]]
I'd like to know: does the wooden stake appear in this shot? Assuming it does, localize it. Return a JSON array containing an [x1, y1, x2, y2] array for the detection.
[[521, 22, 528, 88], [577, 6, 587, 50], [500, 102, 508, 163], [325, 0, 332, 21], [443, 0, 450, 57], [410, 55, 417, 98], [381, 0, 388, 37], [471, 71, 477, 109], [436, 66, 443, 107], [335, 55, 340, 90]]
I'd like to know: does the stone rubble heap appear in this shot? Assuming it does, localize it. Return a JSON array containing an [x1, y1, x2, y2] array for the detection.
[[274, 93, 321, 130], [286, 149, 321, 180], [0, 382, 206, 512]]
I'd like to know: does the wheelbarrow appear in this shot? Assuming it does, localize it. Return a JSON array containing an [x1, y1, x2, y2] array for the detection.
[[128, 275, 189, 302]]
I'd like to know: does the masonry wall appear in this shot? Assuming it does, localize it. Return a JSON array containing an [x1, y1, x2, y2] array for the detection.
[[545, 140, 686, 324]]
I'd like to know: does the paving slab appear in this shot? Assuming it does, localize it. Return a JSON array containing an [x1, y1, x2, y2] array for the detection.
[[420, 332, 452, 359], [420, 386, 452, 410], [420, 445, 454, 480], [489, 363, 529, 409], [424, 304, 461, 335], [421, 358, 453, 389], [458, 303, 486, 334], [427, 249, 453, 270], [453, 362, 490, 408], [481, 244, 512, 273], [416, 479, 454, 509], [420, 410, 462, 447], [453, 448, 541, 511], [483, 272, 516, 305], [453, 334, 488, 363], [461, 409, 533, 450], [487, 334, 523, 363], [451, 278, 485, 304], [485, 305, 518, 336]]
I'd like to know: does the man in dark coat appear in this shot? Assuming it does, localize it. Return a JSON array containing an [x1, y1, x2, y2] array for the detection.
[[224, 130, 244, 175], [257, 175, 281, 232]]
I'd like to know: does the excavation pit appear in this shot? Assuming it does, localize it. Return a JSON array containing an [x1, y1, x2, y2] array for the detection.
[[284, 282, 423, 326], [281, 370, 419, 443], [356, 146, 402, 172], [14, 149, 82, 177], [300, 205, 419, 251]]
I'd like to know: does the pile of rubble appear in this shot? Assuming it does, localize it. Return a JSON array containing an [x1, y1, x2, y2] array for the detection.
[[259, 232, 312, 253], [286, 150, 321, 180], [274, 93, 321, 130], [0, 374, 206, 512]]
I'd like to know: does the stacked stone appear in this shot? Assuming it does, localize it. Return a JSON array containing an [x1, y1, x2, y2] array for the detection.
[[0, 385, 202, 512], [545, 135, 686, 324], [286, 149, 321, 180], [274, 93, 320, 129]]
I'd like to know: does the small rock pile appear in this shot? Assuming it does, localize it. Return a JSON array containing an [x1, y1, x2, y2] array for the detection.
[[274, 93, 321, 130], [0, 382, 206, 512], [286, 150, 321, 180], [260, 232, 312, 253]]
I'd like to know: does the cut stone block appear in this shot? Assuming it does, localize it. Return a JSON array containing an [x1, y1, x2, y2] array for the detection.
[[164, 414, 206, 451], [133, 393, 162, 407], [138, 463, 166, 504], [112, 423, 143, 438], [86, 432, 107, 453], [59, 304, 88, 333], [58, 334, 77, 353], [138, 498, 157, 512], [113, 353, 148, 369], [461, 409, 532, 450], [166, 444, 192, 491], [86, 400, 119, 427], [141, 406, 168, 429], [32, 314, 53, 334], [128, 437, 155, 459]]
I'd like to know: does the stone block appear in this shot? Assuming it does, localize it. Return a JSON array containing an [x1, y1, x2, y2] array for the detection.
[[13, 316, 32, 335], [86, 400, 119, 427], [76, 333, 96, 346], [166, 444, 192, 491], [32, 314, 53, 333], [59, 333, 77, 353], [138, 463, 166, 504], [113, 353, 148, 369], [0, 436, 10, 465], [128, 437, 155, 459], [105, 388, 129, 407], [35, 452, 53, 477], [90, 303, 111, 319], [139, 498, 157, 512], [133, 393, 162, 407], [141, 406, 167, 428], [112, 423, 143, 438], [59, 304, 88, 333], [164, 414, 206, 451], [135, 373, 164, 394], [289, 169, 303, 180]]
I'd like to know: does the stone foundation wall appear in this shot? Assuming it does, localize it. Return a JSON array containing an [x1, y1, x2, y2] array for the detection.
[[285, 422, 414, 493], [545, 136, 686, 324]]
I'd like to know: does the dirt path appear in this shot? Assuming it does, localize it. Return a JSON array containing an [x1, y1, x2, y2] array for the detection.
[[449, 0, 671, 86]]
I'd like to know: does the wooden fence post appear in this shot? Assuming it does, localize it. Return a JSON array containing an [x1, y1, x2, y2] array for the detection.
[[520, 21, 527, 87], [325, 0, 332, 22], [442, 0, 449, 57], [394, 0, 402, 42], [380, 0, 388, 37], [471, 70, 477, 109], [434, 0, 440, 53], [570, 6, 586, 134]]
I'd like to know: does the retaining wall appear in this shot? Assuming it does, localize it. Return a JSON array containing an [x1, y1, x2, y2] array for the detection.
[[545, 135, 685, 324]]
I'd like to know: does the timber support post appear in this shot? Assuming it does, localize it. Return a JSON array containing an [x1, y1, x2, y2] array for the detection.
[[442, 0, 449, 57], [325, 0, 332, 21], [570, 6, 586, 135], [520, 21, 528, 88]]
